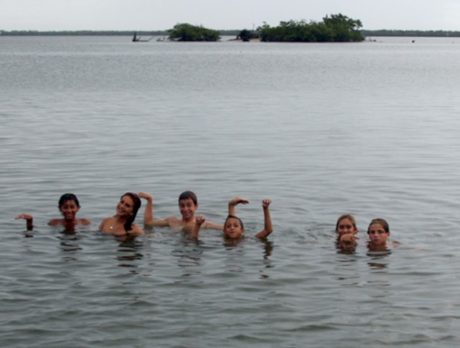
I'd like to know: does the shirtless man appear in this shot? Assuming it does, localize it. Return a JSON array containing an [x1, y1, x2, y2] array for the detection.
[[139, 191, 223, 232]]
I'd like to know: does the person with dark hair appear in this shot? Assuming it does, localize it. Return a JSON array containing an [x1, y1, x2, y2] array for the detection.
[[139, 191, 222, 232], [16, 193, 90, 232], [191, 196, 273, 241], [367, 218, 398, 251], [99, 192, 143, 237]]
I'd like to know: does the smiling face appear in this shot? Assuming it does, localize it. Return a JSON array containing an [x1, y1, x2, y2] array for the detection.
[[336, 217, 357, 237], [179, 198, 197, 222], [367, 223, 389, 246], [224, 216, 244, 239], [59, 199, 80, 221], [116, 195, 135, 217]]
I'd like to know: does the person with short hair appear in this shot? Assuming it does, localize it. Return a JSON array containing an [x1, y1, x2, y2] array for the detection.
[[140, 191, 223, 232], [16, 193, 90, 232], [191, 196, 273, 241]]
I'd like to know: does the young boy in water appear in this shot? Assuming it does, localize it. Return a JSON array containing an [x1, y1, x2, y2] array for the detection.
[[16, 193, 90, 232], [139, 191, 223, 232], [191, 196, 273, 240]]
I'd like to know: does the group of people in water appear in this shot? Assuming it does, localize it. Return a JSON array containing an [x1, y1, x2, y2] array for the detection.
[[15, 191, 273, 242], [16, 191, 393, 251], [336, 214, 396, 252]]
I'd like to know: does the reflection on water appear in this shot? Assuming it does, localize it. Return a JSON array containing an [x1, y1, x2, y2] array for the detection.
[[117, 239, 144, 269]]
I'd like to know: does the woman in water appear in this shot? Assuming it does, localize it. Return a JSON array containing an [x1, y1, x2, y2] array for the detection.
[[99, 192, 143, 237], [335, 214, 359, 251], [367, 218, 397, 252], [16, 193, 90, 232], [191, 196, 273, 241]]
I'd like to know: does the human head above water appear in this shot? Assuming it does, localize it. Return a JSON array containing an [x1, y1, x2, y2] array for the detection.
[[224, 214, 245, 239], [367, 218, 390, 234], [58, 193, 80, 209], [121, 192, 142, 231], [335, 214, 357, 235], [178, 191, 198, 206]]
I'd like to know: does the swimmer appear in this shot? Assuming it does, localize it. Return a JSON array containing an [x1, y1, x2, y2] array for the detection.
[[367, 218, 398, 251], [335, 214, 358, 251], [16, 193, 90, 232], [140, 191, 223, 232], [191, 196, 273, 240], [99, 192, 143, 237]]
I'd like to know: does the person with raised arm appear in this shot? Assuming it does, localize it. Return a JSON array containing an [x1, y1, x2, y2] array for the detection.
[[191, 196, 273, 241], [139, 191, 223, 233], [16, 193, 90, 232], [99, 192, 143, 238]]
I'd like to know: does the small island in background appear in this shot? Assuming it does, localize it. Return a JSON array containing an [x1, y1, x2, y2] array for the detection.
[[2, 12, 460, 42]]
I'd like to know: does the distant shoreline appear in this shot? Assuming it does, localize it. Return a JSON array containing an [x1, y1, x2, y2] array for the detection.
[[1, 29, 460, 38]]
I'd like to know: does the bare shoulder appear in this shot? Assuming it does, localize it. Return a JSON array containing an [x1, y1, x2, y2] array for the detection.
[[48, 219, 64, 226], [99, 217, 113, 231], [78, 218, 91, 225]]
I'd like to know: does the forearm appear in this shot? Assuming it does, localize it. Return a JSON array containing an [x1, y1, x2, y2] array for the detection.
[[228, 202, 236, 216], [190, 224, 201, 239], [263, 208, 272, 234], [143, 200, 154, 227], [26, 217, 34, 231], [203, 221, 224, 231], [256, 208, 272, 239]]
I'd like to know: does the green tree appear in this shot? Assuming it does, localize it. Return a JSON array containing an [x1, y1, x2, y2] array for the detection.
[[238, 29, 253, 41], [258, 14, 364, 42], [323, 13, 363, 42], [168, 23, 220, 41]]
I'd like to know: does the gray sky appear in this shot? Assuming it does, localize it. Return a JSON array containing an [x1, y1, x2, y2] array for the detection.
[[1, 0, 460, 31]]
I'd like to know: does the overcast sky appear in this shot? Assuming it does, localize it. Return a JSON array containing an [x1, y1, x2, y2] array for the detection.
[[1, 0, 460, 31]]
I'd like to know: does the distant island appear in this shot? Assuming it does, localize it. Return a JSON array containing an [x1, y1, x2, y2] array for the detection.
[[2, 13, 460, 41]]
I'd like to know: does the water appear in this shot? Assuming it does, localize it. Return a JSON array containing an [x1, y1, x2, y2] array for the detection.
[[1, 36, 460, 347]]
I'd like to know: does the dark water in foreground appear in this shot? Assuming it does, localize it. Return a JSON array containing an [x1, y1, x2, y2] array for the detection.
[[1, 36, 460, 347]]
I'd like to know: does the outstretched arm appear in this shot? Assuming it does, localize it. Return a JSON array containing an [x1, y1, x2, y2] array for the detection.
[[255, 199, 273, 239], [190, 215, 206, 239], [201, 221, 223, 231], [16, 213, 34, 231], [228, 196, 249, 216], [138, 192, 169, 228]]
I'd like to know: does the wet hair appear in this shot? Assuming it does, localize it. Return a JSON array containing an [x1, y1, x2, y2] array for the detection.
[[367, 218, 390, 234], [224, 214, 244, 231], [58, 193, 80, 208], [121, 192, 142, 232], [178, 191, 198, 206], [335, 214, 357, 232]]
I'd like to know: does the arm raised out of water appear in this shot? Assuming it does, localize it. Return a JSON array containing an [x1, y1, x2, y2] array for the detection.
[[190, 215, 206, 240], [255, 199, 273, 239], [228, 196, 249, 216], [139, 192, 170, 228], [16, 213, 34, 231]]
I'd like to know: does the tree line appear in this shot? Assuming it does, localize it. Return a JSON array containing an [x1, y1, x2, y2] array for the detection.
[[3, 14, 460, 41]]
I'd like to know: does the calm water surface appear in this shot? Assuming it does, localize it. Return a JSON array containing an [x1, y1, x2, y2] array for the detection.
[[1, 36, 460, 347]]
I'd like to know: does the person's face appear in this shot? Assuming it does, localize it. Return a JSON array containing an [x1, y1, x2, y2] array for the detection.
[[337, 218, 357, 236], [59, 200, 80, 220], [179, 198, 197, 221], [367, 223, 389, 245], [116, 195, 135, 217], [224, 217, 244, 239]]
